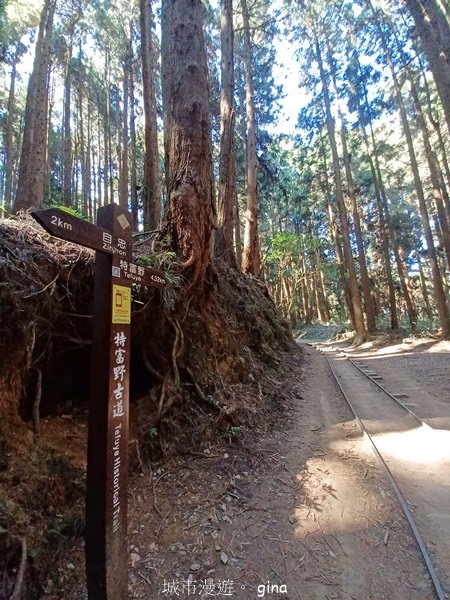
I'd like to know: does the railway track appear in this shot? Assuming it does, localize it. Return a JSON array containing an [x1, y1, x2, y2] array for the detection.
[[314, 343, 449, 600]]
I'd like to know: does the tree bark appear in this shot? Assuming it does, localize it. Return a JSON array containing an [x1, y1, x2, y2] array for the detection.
[[119, 45, 130, 210], [14, 0, 57, 212], [140, 0, 161, 229], [103, 48, 110, 206], [299, 253, 311, 323], [356, 51, 416, 328], [404, 0, 450, 137], [215, 0, 236, 263], [372, 2, 450, 337], [415, 50, 450, 225], [408, 70, 450, 271], [416, 250, 433, 318], [78, 80, 87, 215], [91, 135, 97, 217], [161, 0, 215, 286], [241, 0, 260, 276], [353, 75, 398, 327], [62, 28, 74, 207], [129, 49, 139, 230], [319, 131, 355, 326], [316, 34, 366, 340], [363, 131, 399, 329], [96, 103, 103, 207], [317, 250, 331, 323], [234, 190, 242, 268], [86, 101, 93, 219], [328, 45, 376, 332], [2, 46, 20, 217], [45, 68, 53, 203], [310, 246, 327, 322]]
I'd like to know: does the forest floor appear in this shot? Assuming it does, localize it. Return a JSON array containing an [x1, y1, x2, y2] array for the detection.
[[46, 331, 449, 600]]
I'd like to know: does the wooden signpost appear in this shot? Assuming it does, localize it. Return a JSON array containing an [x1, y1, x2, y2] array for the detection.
[[31, 204, 166, 599]]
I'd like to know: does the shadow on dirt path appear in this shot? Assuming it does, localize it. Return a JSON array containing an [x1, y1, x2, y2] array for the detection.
[[59, 345, 436, 599]]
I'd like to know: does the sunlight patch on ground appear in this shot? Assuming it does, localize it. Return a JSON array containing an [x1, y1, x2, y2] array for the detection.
[[353, 340, 410, 355], [351, 338, 450, 356], [424, 340, 450, 353], [292, 425, 382, 538], [371, 424, 450, 465], [291, 421, 450, 545]]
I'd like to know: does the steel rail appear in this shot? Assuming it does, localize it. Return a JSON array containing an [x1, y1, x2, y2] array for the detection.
[[320, 347, 446, 600], [339, 349, 425, 426]]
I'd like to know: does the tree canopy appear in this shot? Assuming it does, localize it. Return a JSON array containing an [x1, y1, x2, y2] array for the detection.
[[1, 0, 450, 337]]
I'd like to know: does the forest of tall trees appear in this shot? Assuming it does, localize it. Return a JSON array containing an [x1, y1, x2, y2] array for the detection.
[[1, 0, 450, 339]]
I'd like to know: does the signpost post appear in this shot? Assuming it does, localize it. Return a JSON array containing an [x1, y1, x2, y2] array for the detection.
[[85, 204, 132, 600], [31, 204, 167, 599]]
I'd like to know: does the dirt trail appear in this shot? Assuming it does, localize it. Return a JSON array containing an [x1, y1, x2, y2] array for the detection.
[[332, 338, 450, 597], [60, 342, 441, 599]]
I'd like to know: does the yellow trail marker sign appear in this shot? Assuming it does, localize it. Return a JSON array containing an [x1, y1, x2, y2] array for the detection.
[[31, 204, 167, 600]]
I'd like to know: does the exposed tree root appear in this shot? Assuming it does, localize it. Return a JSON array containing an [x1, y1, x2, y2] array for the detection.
[[185, 366, 220, 413], [32, 367, 42, 437], [10, 537, 27, 600], [0, 216, 293, 595], [141, 347, 164, 383]]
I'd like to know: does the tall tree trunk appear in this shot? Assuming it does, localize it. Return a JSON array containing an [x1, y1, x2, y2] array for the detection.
[[426, 110, 450, 223], [282, 274, 293, 320], [86, 101, 93, 220], [91, 137, 97, 218], [234, 59, 247, 270], [364, 132, 399, 329], [353, 67, 398, 327], [415, 49, 450, 225], [310, 247, 326, 322], [45, 69, 54, 202], [407, 68, 450, 271], [317, 250, 331, 322], [404, 0, 450, 137], [116, 102, 122, 205], [96, 104, 103, 208], [78, 83, 87, 216], [372, 4, 450, 337], [129, 52, 139, 229], [103, 48, 110, 207], [319, 132, 355, 326], [215, 0, 236, 263], [341, 126, 376, 331], [234, 190, 242, 268], [299, 253, 311, 323], [328, 45, 376, 332], [161, 0, 215, 285], [119, 48, 130, 209], [416, 250, 433, 318], [241, 0, 260, 276], [140, 0, 161, 229], [356, 53, 416, 328], [315, 34, 366, 340], [74, 133, 79, 210], [14, 0, 57, 212], [2, 46, 20, 217], [62, 38, 73, 206]]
